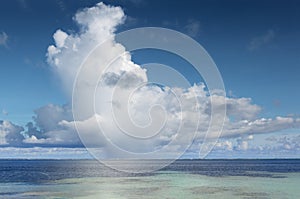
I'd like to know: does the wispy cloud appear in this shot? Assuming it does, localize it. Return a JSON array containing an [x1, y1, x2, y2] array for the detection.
[[162, 19, 201, 38], [56, 0, 66, 12], [248, 29, 275, 51], [184, 19, 201, 37], [0, 31, 8, 47], [122, 0, 146, 7]]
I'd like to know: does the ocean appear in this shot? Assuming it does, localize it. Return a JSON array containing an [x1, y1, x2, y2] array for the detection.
[[0, 159, 299, 198]]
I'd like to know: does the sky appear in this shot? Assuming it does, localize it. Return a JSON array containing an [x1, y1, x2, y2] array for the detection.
[[0, 0, 300, 159]]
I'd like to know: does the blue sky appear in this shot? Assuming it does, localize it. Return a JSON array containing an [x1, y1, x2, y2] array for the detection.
[[0, 0, 300, 159]]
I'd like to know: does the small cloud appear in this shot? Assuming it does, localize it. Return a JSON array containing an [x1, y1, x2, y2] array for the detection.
[[184, 19, 201, 38], [248, 29, 275, 51], [0, 32, 8, 47], [161, 19, 200, 38], [124, 16, 139, 27], [24, 57, 48, 69], [247, 135, 254, 140], [56, 0, 67, 12], [2, 110, 8, 116]]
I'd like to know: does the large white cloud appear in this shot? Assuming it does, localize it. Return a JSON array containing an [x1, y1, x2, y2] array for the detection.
[[42, 2, 300, 158], [1, 2, 299, 159], [46, 2, 147, 96]]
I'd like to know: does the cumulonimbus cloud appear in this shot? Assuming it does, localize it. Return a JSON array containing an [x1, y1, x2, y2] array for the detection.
[[1, 3, 299, 158]]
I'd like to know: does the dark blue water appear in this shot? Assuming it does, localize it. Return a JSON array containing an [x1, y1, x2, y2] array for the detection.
[[0, 159, 299, 183]]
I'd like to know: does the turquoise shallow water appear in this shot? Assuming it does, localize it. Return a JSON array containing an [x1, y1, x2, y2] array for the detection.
[[0, 159, 299, 199], [2, 172, 300, 199]]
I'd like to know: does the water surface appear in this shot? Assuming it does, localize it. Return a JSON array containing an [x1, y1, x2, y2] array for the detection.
[[0, 159, 299, 198]]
